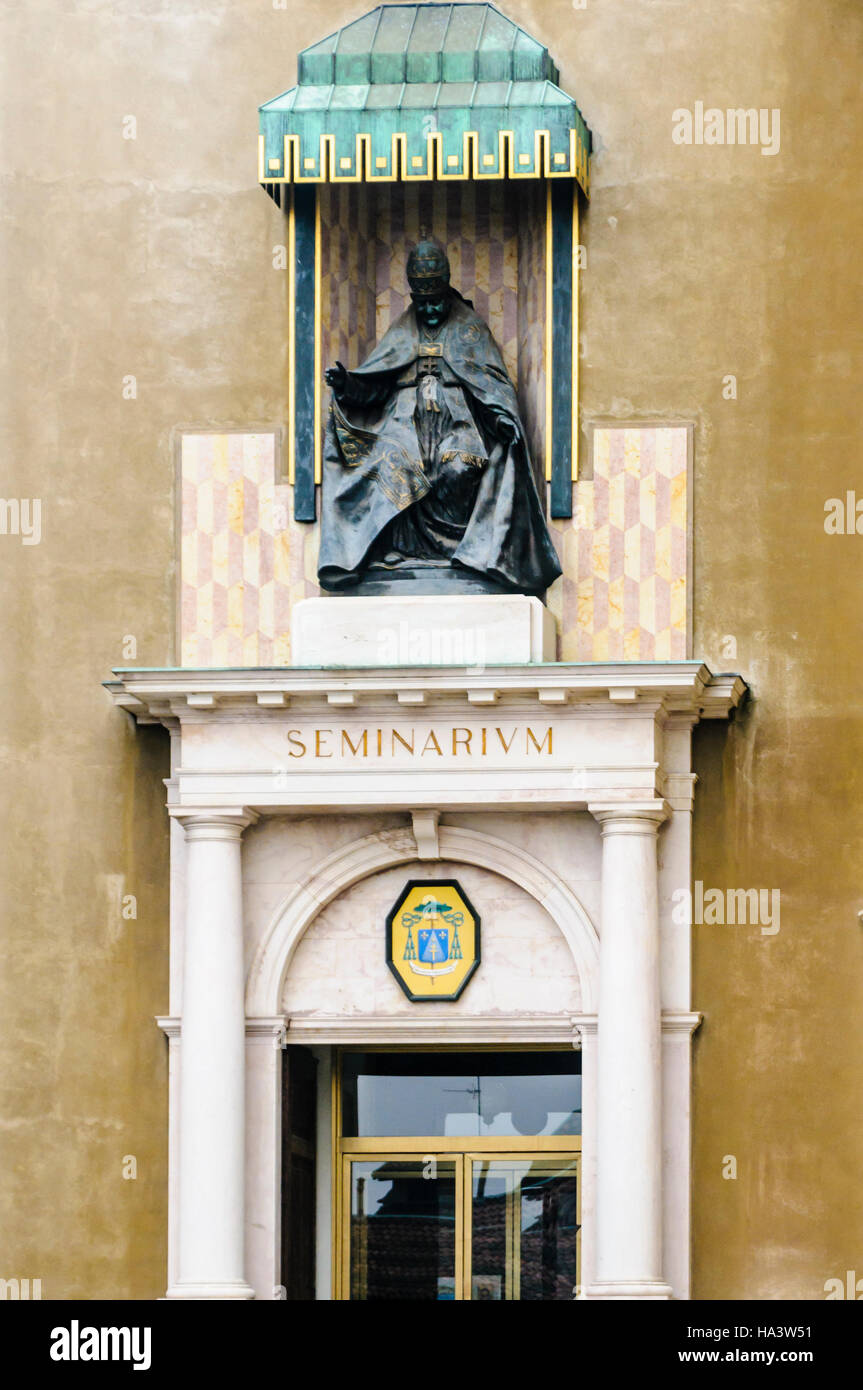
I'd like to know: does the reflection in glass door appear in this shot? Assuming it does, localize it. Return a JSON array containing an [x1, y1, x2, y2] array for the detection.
[[348, 1158, 460, 1300], [341, 1152, 579, 1300], [468, 1158, 579, 1300]]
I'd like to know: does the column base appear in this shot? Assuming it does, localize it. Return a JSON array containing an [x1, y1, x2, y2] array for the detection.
[[582, 1280, 674, 1300], [165, 1280, 256, 1301]]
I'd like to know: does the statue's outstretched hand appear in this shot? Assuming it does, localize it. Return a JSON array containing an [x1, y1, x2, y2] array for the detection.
[[325, 361, 348, 394]]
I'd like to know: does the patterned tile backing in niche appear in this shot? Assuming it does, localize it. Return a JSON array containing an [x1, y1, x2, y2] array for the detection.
[[549, 426, 690, 661], [179, 432, 317, 667]]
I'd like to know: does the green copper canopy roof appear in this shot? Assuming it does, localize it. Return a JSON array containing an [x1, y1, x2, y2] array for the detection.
[[259, 3, 591, 193]]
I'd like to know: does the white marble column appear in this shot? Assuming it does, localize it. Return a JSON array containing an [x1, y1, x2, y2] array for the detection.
[[166, 812, 257, 1300], [244, 1018, 287, 1301], [586, 802, 672, 1299]]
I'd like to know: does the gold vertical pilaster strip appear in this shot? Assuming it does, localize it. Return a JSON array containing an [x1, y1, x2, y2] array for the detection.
[[544, 181, 553, 482], [313, 187, 322, 485], [287, 185, 296, 485], [572, 190, 579, 480]]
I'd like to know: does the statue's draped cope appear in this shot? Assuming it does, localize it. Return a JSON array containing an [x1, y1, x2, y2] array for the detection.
[[318, 296, 562, 595]]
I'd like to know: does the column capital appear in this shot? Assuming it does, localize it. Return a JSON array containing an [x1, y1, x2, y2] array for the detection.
[[245, 1016, 288, 1048], [571, 1013, 598, 1046], [661, 1010, 703, 1038], [169, 808, 259, 841], [588, 800, 669, 834]]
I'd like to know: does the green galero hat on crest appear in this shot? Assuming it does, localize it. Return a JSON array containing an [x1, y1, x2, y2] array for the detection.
[[406, 239, 451, 296]]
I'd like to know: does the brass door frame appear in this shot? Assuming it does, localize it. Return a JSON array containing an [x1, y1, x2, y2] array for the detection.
[[337, 1147, 581, 1300]]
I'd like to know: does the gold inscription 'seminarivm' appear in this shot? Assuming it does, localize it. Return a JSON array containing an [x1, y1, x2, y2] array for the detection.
[[284, 726, 554, 759]]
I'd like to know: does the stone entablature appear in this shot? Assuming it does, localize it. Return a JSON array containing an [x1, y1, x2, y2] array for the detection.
[[107, 661, 741, 815], [109, 660, 737, 714]]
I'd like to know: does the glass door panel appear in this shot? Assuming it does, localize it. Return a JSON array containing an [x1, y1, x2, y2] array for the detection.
[[340, 1151, 579, 1300], [346, 1157, 460, 1300], [468, 1157, 580, 1301]]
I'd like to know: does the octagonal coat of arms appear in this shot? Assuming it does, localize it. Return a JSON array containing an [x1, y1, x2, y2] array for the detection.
[[386, 879, 481, 1002]]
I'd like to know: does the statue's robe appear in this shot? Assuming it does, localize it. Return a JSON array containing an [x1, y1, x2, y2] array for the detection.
[[317, 296, 562, 595]]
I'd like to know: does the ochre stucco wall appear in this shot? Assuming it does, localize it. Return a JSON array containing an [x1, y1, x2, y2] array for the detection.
[[2, 0, 861, 1298]]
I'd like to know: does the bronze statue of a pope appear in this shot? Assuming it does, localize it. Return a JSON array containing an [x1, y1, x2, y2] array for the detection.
[[318, 239, 562, 597]]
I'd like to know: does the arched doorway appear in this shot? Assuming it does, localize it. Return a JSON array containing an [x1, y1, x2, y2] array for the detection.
[[246, 822, 600, 1299]]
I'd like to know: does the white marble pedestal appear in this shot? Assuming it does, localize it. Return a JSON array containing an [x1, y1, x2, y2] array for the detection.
[[291, 594, 556, 667]]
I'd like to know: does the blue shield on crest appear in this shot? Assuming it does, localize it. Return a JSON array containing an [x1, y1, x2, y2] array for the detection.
[[418, 927, 449, 965]]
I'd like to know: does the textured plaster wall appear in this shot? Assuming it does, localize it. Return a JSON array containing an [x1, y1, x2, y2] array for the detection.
[[2, 0, 862, 1299], [562, 0, 863, 1300]]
